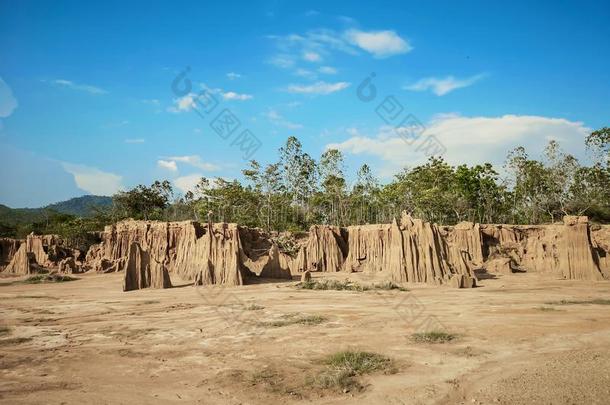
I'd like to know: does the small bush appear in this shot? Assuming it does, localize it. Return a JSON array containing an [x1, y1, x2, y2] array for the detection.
[[411, 331, 456, 343], [312, 350, 394, 392], [245, 303, 265, 311], [22, 274, 78, 284], [0, 326, 10, 336]]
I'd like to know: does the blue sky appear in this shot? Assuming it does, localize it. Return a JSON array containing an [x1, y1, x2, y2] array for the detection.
[[1, 0, 609, 207]]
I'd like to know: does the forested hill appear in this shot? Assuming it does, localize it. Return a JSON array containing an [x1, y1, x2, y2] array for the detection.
[[0, 195, 112, 225]]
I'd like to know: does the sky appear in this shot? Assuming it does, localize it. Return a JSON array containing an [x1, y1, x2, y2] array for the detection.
[[0, 0, 609, 208]]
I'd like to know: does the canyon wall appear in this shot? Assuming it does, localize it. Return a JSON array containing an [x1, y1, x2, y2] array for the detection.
[[2, 214, 608, 288]]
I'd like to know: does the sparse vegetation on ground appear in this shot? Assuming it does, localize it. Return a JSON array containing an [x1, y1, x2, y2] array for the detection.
[[0, 337, 33, 346], [546, 299, 610, 305], [260, 313, 327, 327], [296, 279, 408, 292], [411, 331, 457, 343], [0, 326, 10, 336], [245, 303, 265, 311], [311, 350, 395, 392], [537, 306, 563, 311], [22, 274, 79, 284]]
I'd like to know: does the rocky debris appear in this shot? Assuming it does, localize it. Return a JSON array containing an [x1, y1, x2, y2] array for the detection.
[[301, 270, 311, 282], [122, 242, 171, 291], [449, 274, 477, 288], [485, 257, 518, 274], [58, 257, 80, 274], [259, 243, 292, 279]]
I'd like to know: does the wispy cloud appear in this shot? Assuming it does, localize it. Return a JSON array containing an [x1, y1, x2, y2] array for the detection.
[[268, 54, 296, 69], [157, 159, 178, 172], [167, 93, 197, 113], [164, 155, 220, 171], [226, 72, 242, 80], [174, 173, 203, 194], [303, 51, 322, 62], [0, 77, 18, 118], [318, 66, 337, 74], [61, 162, 122, 195], [222, 91, 253, 101], [52, 79, 108, 95], [344, 29, 412, 58], [405, 74, 486, 96], [124, 138, 145, 144], [286, 81, 350, 95], [265, 108, 303, 129]]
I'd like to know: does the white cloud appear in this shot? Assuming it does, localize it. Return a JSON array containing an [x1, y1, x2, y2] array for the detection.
[[174, 174, 230, 194], [61, 162, 123, 195], [303, 51, 322, 62], [124, 138, 145, 144], [226, 72, 242, 80], [327, 114, 591, 178], [0, 77, 18, 118], [294, 68, 317, 79], [268, 54, 296, 69], [265, 109, 303, 129], [165, 155, 220, 171], [344, 29, 411, 58], [318, 66, 337, 74], [286, 81, 350, 95], [406, 74, 485, 96], [167, 93, 197, 113], [52, 79, 107, 95], [222, 91, 253, 101], [174, 173, 203, 194], [157, 159, 178, 172]]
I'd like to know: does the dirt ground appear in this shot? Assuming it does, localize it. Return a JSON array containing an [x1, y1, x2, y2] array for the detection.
[[1, 271, 610, 405]]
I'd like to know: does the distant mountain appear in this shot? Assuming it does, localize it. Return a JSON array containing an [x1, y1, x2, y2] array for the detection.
[[0, 195, 113, 225]]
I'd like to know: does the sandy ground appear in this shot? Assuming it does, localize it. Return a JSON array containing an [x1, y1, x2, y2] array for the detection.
[[1, 271, 610, 405]]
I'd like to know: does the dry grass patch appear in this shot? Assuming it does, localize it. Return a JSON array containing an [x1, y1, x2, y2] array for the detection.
[[296, 279, 408, 292], [310, 350, 396, 392], [0, 337, 33, 346], [262, 313, 327, 327], [411, 331, 456, 343], [245, 303, 265, 311], [22, 274, 78, 284], [545, 298, 610, 306]]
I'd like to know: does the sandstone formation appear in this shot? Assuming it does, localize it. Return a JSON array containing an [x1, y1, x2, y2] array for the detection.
[[293, 225, 345, 273], [301, 270, 311, 282], [259, 243, 292, 279], [3, 243, 36, 275], [2, 213, 608, 289], [0, 238, 22, 271], [122, 242, 172, 291]]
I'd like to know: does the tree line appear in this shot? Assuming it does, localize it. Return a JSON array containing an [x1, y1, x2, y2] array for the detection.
[[2, 127, 608, 244], [112, 127, 610, 230]]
